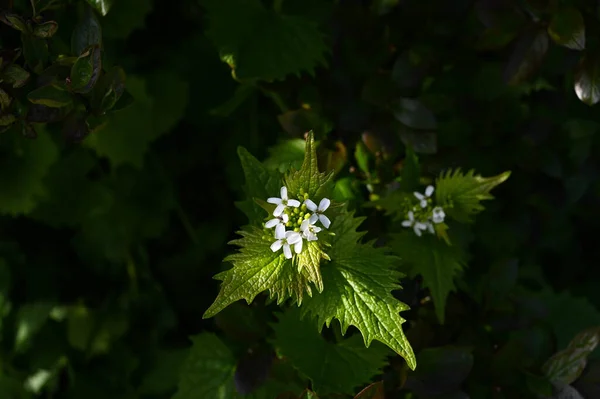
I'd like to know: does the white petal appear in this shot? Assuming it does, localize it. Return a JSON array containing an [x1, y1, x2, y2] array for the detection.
[[281, 214, 289, 223], [308, 233, 318, 241], [265, 219, 279, 228], [309, 213, 319, 224], [425, 185, 434, 197], [267, 197, 282, 205], [415, 222, 428, 231], [407, 211, 415, 221], [294, 239, 303, 253], [285, 231, 302, 244], [283, 244, 292, 259], [427, 223, 434, 234], [413, 226, 422, 237], [275, 224, 286, 239], [270, 240, 283, 252], [318, 198, 331, 212], [287, 199, 301, 207], [319, 214, 331, 229], [401, 220, 412, 227], [313, 226, 322, 233], [414, 192, 424, 200], [280, 186, 288, 200], [300, 219, 310, 232], [273, 203, 285, 217], [305, 199, 318, 211], [420, 200, 427, 208]]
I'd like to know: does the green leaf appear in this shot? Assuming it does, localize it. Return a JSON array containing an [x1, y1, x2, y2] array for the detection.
[[202, 0, 329, 81], [284, 131, 333, 199], [273, 307, 389, 395], [0, 88, 11, 110], [548, 7, 585, 51], [14, 302, 55, 353], [71, 5, 102, 55], [574, 56, 600, 106], [236, 146, 282, 221], [70, 45, 102, 93], [27, 83, 73, 108], [435, 169, 510, 223], [91, 66, 126, 113], [264, 139, 306, 173], [543, 327, 600, 386], [354, 141, 370, 175], [32, 21, 58, 38], [0, 114, 16, 127], [84, 76, 153, 168], [138, 349, 188, 395], [301, 210, 416, 370], [475, 21, 522, 51], [2, 63, 31, 88], [0, 128, 59, 215], [173, 333, 237, 399], [400, 146, 421, 193], [0, 11, 28, 32], [85, 0, 113, 16], [354, 382, 384, 399], [21, 35, 48, 74], [390, 232, 466, 324], [203, 227, 317, 319]]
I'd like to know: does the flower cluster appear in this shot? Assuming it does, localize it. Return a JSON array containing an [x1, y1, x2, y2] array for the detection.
[[402, 185, 445, 237], [265, 186, 331, 259]]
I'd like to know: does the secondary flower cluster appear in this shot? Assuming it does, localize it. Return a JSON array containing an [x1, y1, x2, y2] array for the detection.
[[265, 186, 331, 259], [402, 185, 445, 237]]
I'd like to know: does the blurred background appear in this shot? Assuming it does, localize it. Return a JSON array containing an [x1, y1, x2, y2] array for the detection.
[[1, 0, 600, 397]]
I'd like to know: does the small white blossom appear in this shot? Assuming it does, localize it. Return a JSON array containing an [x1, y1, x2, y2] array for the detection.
[[305, 198, 331, 228], [267, 186, 301, 217], [300, 219, 321, 241], [270, 231, 303, 259], [414, 185, 434, 208], [431, 206, 445, 224], [265, 214, 289, 239], [401, 211, 428, 237]]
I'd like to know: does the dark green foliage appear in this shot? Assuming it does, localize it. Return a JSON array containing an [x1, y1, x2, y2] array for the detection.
[[1, 0, 600, 398]]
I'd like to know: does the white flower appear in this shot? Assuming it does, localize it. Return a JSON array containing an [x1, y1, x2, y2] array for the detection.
[[265, 214, 289, 239], [305, 197, 331, 229], [267, 186, 301, 217], [414, 185, 434, 208], [401, 211, 428, 237], [270, 231, 303, 259], [300, 219, 321, 241], [431, 206, 445, 224]]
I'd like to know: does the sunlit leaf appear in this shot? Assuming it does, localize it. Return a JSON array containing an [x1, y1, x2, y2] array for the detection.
[[574, 56, 600, 106]]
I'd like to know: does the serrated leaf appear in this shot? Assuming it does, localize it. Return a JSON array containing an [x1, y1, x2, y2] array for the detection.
[[390, 232, 465, 324], [301, 211, 416, 370], [548, 8, 585, 51], [284, 131, 333, 199], [203, 227, 317, 318], [237, 146, 282, 221], [574, 56, 600, 106], [0, 127, 59, 215], [202, 0, 328, 81], [543, 327, 600, 386], [435, 169, 510, 223], [27, 83, 72, 108], [70, 45, 102, 93], [273, 308, 389, 395], [71, 5, 102, 55]]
